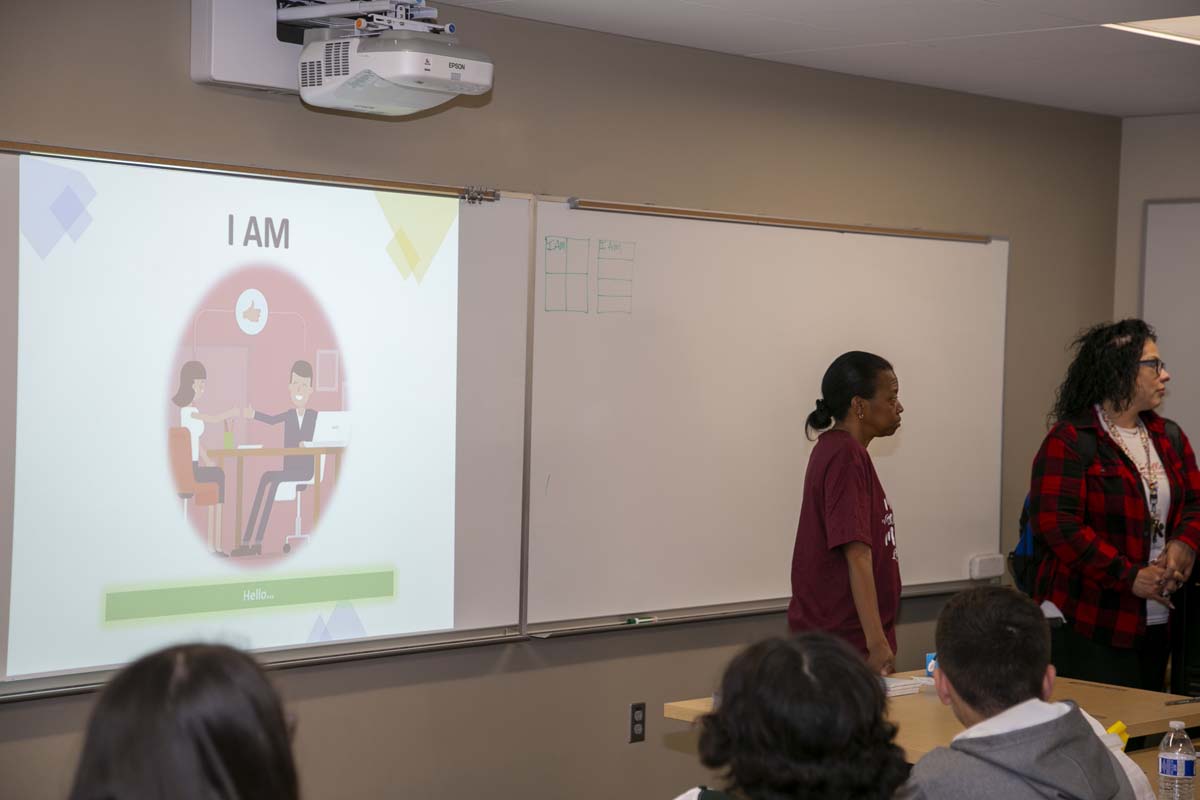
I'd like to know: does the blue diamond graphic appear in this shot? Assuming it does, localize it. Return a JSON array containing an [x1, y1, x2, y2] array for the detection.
[[50, 187, 84, 232], [20, 157, 98, 259], [66, 208, 92, 242]]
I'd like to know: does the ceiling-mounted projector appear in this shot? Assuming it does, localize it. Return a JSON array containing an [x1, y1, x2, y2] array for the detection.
[[190, 1, 493, 117], [298, 28, 493, 116]]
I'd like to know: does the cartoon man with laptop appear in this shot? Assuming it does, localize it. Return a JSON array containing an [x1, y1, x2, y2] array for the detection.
[[233, 360, 317, 557]]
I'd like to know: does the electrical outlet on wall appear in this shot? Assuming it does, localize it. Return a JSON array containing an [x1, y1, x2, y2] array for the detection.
[[629, 701, 646, 743]]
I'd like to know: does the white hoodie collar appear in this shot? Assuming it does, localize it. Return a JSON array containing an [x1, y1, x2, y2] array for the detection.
[[954, 697, 1071, 741]]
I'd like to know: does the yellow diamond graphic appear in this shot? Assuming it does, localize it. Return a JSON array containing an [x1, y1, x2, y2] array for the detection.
[[374, 192, 459, 283]]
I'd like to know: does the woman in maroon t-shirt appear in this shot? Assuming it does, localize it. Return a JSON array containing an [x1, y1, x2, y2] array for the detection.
[[787, 351, 904, 675]]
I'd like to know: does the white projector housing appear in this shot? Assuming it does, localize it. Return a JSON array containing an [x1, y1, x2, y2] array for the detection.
[[298, 30, 493, 116]]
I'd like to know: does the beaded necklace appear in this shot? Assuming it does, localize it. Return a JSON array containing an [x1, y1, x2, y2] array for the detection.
[[1100, 409, 1165, 542]]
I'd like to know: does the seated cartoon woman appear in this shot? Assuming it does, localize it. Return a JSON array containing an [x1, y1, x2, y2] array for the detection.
[[171, 361, 240, 556]]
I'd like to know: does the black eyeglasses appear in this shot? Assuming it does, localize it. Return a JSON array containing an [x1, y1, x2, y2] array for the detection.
[[1139, 358, 1167, 375]]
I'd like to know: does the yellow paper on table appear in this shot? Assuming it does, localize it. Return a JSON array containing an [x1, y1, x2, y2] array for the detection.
[[1107, 720, 1129, 749]]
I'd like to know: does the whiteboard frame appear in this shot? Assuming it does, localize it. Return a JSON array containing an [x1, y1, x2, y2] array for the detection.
[[524, 579, 994, 638]]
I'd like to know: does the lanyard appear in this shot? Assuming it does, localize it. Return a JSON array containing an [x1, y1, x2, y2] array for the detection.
[[1100, 411, 1165, 542]]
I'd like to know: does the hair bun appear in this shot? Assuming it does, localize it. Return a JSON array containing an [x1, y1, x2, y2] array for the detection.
[[814, 398, 829, 413]]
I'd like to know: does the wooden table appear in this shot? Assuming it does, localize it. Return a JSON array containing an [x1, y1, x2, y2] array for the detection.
[[665, 670, 1200, 762], [1128, 748, 1160, 788], [210, 446, 345, 541]]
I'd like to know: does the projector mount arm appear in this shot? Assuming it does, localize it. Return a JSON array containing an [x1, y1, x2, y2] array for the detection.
[[277, 1, 456, 36]]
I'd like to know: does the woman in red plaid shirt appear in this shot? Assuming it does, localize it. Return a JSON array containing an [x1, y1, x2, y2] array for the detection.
[[1029, 319, 1200, 690]]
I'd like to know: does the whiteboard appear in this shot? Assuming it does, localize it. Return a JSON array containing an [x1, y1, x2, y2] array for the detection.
[[1142, 200, 1200, 438], [527, 201, 1008, 626]]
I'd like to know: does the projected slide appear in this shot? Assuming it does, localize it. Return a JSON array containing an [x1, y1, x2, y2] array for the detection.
[[7, 155, 459, 678]]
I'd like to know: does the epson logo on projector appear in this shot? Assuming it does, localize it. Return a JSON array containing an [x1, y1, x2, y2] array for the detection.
[[448, 62, 466, 70]]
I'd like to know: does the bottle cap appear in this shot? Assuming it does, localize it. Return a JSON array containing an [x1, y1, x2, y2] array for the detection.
[[1170, 720, 1186, 730]]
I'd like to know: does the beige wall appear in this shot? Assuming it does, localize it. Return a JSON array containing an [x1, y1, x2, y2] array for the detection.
[[0, 599, 942, 799], [1114, 113, 1200, 319], [0, 1, 1121, 798]]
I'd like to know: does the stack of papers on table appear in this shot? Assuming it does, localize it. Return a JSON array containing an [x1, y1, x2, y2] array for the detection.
[[883, 676, 926, 697]]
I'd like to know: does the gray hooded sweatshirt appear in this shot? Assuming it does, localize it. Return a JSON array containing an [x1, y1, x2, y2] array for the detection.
[[904, 704, 1136, 800]]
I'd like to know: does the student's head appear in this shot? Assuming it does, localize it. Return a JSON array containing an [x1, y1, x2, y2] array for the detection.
[[1051, 318, 1169, 422], [67, 643, 298, 800], [933, 586, 1053, 725], [805, 351, 902, 440], [289, 360, 313, 409], [171, 361, 207, 407], [699, 633, 909, 800]]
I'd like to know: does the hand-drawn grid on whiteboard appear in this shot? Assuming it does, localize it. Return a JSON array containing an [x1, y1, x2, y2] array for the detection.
[[545, 235, 589, 313], [597, 239, 635, 314]]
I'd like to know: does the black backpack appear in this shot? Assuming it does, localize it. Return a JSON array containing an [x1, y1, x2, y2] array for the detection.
[[1007, 419, 1182, 596]]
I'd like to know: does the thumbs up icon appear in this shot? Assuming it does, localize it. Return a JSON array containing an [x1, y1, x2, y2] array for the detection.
[[234, 288, 268, 336], [242, 300, 262, 324]]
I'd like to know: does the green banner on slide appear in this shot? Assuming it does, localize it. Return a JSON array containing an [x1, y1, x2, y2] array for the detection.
[[104, 571, 395, 622]]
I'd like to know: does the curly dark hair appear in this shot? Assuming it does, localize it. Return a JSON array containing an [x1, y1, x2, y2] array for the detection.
[[698, 633, 910, 800], [1050, 318, 1156, 424]]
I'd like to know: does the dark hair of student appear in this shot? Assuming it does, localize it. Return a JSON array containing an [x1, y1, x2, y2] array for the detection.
[[1050, 318, 1156, 424], [67, 643, 299, 800], [290, 360, 313, 381], [805, 351, 894, 439], [935, 586, 1050, 718], [698, 633, 910, 800], [171, 361, 207, 408]]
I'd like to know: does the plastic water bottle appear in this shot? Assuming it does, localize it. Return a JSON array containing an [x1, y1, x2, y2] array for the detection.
[[1159, 721, 1196, 800]]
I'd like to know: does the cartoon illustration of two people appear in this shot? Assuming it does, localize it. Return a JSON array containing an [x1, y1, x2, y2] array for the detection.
[[233, 360, 316, 557], [171, 360, 318, 558], [171, 362, 238, 556]]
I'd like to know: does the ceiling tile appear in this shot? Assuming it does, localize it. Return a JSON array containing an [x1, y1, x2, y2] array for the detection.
[[680, 0, 1081, 48], [1122, 14, 1200, 37], [450, 0, 1200, 115], [451, 0, 864, 53], [452, 0, 850, 53], [979, 0, 1200, 24], [766, 26, 1200, 115]]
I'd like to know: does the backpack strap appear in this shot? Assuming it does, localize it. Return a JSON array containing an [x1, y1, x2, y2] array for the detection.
[[1065, 419, 1099, 462], [1075, 427, 1097, 464], [1017, 421, 1097, 538], [1061, 411, 1099, 464], [1164, 418, 1184, 460]]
